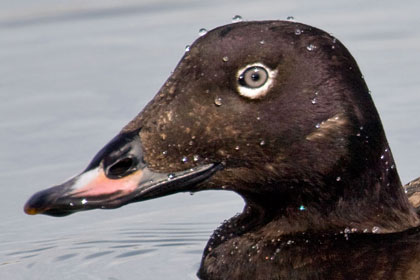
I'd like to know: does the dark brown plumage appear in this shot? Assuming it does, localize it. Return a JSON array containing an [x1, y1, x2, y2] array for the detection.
[[25, 21, 420, 279]]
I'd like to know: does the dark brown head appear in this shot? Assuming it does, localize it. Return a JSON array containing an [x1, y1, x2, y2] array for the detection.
[[24, 21, 416, 229]]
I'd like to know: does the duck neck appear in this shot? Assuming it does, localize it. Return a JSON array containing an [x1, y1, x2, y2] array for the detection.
[[243, 165, 419, 237], [202, 166, 419, 261]]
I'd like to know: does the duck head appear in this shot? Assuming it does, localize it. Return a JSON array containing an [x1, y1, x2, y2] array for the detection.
[[24, 21, 418, 230]]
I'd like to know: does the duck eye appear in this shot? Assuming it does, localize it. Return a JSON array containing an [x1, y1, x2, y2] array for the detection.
[[239, 67, 268, 88], [236, 63, 277, 99]]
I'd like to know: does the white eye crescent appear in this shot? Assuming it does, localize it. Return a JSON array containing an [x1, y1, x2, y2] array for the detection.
[[236, 63, 277, 99]]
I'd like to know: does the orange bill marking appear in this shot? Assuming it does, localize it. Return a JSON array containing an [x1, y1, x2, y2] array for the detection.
[[24, 206, 39, 215], [71, 168, 144, 198]]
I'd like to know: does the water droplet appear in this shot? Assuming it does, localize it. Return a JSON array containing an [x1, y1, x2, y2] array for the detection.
[[356, 133, 361, 137], [168, 173, 175, 180], [162, 150, 168, 155], [286, 16, 295, 21], [69, 202, 74, 207], [235, 145, 240, 151], [232, 15, 243, 23], [299, 205, 306, 211], [214, 97, 222, 106], [256, 116, 261, 120], [315, 123, 321, 129], [306, 44, 316, 51], [198, 28, 208, 36], [344, 227, 351, 234], [188, 140, 194, 146], [193, 155, 200, 162], [222, 56, 229, 62], [384, 148, 389, 153], [380, 155, 385, 160], [81, 198, 88, 205], [259, 140, 266, 146], [311, 98, 317, 104], [259, 40, 265, 45], [185, 45, 190, 52], [336, 176, 341, 182], [286, 240, 294, 245], [372, 226, 380, 233], [390, 164, 395, 169], [332, 38, 337, 44], [294, 29, 302, 35], [181, 156, 188, 163]]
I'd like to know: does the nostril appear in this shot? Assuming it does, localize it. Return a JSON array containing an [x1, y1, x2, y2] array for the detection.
[[105, 157, 136, 179]]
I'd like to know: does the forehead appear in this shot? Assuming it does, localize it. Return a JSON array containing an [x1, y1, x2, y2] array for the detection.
[[185, 23, 284, 70], [187, 21, 330, 69], [194, 22, 291, 53], [208, 21, 298, 42]]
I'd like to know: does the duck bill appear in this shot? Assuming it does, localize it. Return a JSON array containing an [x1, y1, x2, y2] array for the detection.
[[24, 131, 222, 217]]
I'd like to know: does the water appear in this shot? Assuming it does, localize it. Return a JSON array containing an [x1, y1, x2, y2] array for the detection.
[[1, 0, 420, 279]]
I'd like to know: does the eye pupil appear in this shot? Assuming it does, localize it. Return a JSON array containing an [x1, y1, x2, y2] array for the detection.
[[251, 72, 260, 81]]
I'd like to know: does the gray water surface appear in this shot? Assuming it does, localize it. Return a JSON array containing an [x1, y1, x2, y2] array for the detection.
[[2, 0, 420, 279]]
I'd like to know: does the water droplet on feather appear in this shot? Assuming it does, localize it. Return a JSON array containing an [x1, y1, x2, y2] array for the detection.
[[198, 28, 208, 36], [214, 97, 222, 106], [232, 15, 243, 23]]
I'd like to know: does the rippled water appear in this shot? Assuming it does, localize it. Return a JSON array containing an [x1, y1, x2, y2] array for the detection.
[[2, 0, 420, 279]]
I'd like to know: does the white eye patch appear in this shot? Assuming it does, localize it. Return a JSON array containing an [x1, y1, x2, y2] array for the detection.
[[236, 63, 277, 99]]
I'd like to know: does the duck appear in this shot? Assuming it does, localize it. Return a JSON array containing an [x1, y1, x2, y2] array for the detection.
[[24, 20, 420, 279]]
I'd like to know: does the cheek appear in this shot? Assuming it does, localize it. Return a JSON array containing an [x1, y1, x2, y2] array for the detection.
[[139, 109, 211, 171], [140, 129, 188, 172], [138, 86, 264, 170]]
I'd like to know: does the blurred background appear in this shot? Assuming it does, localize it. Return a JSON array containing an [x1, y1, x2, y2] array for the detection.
[[1, 0, 420, 279]]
